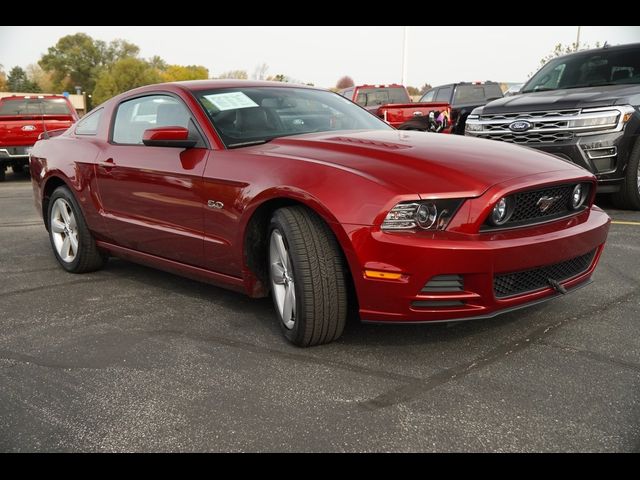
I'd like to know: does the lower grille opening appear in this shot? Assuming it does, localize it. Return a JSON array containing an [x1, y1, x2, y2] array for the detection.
[[412, 300, 466, 309], [494, 249, 596, 298]]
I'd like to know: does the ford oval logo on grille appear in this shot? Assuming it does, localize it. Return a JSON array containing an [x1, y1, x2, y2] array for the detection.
[[508, 120, 532, 132]]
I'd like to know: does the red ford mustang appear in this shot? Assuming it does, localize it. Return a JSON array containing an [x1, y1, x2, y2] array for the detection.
[[29, 80, 610, 346]]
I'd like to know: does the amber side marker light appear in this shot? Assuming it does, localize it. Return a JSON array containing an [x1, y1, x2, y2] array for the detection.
[[364, 270, 403, 280]]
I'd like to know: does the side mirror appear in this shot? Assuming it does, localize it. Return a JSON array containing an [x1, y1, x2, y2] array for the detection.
[[142, 126, 196, 148]]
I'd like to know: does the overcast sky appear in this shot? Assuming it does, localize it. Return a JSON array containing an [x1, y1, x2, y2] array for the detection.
[[1, 26, 639, 88]]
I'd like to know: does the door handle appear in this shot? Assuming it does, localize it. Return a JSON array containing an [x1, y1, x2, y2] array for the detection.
[[99, 158, 115, 169]]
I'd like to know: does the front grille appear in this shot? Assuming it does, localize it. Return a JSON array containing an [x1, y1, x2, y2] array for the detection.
[[482, 183, 587, 230], [479, 110, 580, 122], [494, 249, 596, 298], [481, 131, 574, 144]]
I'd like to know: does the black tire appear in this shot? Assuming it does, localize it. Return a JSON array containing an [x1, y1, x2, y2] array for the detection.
[[612, 139, 640, 210], [48, 186, 106, 273], [268, 206, 348, 347], [0, 167, 5, 182]]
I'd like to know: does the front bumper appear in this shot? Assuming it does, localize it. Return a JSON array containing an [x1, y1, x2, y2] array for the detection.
[[344, 206, 610, 323]]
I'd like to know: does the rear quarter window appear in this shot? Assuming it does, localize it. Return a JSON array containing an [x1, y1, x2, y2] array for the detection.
[[75, 108, 103, 135]]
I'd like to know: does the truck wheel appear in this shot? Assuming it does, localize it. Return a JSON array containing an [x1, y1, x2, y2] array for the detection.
[[612, 139, 640, 210], [48, 186, 106, 273], [398, 122, 427, 132], [13, 164, 30, 177], [0, 167, 5, 182], [268, 206, 348, 347]]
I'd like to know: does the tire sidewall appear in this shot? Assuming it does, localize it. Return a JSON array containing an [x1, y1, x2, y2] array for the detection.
[[48, 187, 83, 272], [268, 214, 304, 344], [627, 145, 640, 208]]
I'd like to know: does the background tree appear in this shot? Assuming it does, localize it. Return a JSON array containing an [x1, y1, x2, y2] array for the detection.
[[406, 86, 420, 96], [0, 65, 7, 91], [39, 33, 140, 94], [218, 70, 248, 79], [539, 41, 601, 67], [160, 65, 209, 82], [92, 58, 161, 105], [267, 74, 287, 82], [419, 83, 432, 94], [39, 33, 104, 93], [148, 55, 168, 71], [336, 75, 355, 89], [97, 39, 140, 66], [26, 64, 54, 92], [7, 66, 40, 92]]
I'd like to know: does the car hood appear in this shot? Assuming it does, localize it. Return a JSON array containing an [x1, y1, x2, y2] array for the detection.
[[254, 130, 579, 198], [480, 84, 640, 113]]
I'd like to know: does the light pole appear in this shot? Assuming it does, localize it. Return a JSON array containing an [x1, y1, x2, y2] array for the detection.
[[576, 26, 581, 51], [401, 26, 409, 86]]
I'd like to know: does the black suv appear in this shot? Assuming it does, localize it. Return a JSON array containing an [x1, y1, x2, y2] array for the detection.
[[466, 43, 640, 210], [406, 81, 503, 134]]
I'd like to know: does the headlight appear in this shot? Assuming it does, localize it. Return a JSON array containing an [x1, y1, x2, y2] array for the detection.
[[382, 199, 463, 231], [488, 196, 514, 226], [570, 183, 588, 210], [465, 115, 482, 132], [568, 111, 619, 129]]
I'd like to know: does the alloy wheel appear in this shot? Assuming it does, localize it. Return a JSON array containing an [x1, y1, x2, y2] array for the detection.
[[50, 198, 79, 263], [269, 229, 296, 329]]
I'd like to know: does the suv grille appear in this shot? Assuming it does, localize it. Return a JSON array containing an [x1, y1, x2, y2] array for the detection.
[[494, 249, 596, 298], [480, 131, 574, 144]]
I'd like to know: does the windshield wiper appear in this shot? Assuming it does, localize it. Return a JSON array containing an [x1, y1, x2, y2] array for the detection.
[[227, 139, 273, 149]]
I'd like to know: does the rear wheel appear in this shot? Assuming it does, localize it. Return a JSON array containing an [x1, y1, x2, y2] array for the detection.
[[268, 206, 348, 347], [48, 186, 106, 273], [612, 139, 640, 210]]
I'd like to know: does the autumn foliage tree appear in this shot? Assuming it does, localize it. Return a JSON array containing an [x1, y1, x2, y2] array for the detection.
[[93, 58, 161, 105], [336, 76, 355, 89]]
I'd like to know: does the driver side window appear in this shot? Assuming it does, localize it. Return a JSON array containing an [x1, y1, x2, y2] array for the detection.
[[113, 95, 198, 145]]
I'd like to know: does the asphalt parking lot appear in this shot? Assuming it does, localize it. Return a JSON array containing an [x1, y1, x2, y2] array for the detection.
[[1, 170, 639, 452]]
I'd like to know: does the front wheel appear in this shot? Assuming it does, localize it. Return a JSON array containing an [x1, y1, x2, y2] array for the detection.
[[268, 206, 348, 347], [612, 139, 640, 210], [48, 186, 106, 273]]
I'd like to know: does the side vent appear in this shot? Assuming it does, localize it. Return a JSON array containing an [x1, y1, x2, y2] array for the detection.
[[421, 275, 464, 292]]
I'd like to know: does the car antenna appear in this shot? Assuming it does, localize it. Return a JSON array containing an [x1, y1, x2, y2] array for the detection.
[[37, 96, 50, 140]]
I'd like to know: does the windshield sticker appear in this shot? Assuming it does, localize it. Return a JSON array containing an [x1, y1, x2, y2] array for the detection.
[[203, 92, 259, 111]]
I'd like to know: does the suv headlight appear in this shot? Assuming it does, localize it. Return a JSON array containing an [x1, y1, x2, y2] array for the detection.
[[465, 114, 482, 132], [382, 199, 463, 231], [571, 105, 636, 134]]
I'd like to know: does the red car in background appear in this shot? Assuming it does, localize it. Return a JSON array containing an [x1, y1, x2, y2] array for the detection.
[[0, 95, 78, 180], [29, 80, 610, 346]]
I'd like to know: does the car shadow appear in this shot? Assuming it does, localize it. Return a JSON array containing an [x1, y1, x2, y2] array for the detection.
[[101, 257, 535, 348]]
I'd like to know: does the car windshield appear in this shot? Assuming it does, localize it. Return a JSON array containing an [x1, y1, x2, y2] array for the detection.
[[522, 46, 640, 93], [195, 87, 392, 148], [0, 98, 72, 115], [354, 87, 410, 107]]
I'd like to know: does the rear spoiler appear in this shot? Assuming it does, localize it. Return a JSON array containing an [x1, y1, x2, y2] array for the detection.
[[38, 128, 68, 140]]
